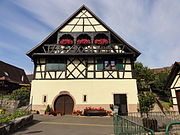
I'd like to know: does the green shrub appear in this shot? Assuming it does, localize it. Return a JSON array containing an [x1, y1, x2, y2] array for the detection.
[[45, 105, 51, 113], [2, 94, 12, 99], [138, 92, 156, 117], [0, 110, 29, 124], [11, 87, 30, 107]]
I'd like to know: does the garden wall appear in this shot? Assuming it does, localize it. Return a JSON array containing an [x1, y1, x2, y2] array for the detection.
[[0, 114, 33, 135]]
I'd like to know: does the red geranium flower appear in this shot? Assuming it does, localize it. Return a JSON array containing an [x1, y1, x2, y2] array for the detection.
[[94, 39, 109, 45], [77, 39, 91, 45], [59, 39, 73, 45]]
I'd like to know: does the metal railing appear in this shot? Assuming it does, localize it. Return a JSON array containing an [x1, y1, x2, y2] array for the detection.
[[122, 111, 180, 129], [165, 122, 180, 135], [113, 115, 155, 135]]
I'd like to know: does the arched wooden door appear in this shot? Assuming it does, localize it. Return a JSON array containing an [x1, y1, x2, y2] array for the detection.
[[54, 95, 74, 115]]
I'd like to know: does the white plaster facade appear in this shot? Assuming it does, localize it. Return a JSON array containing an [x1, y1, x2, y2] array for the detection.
[[170, 71, 180, 111], [30, 79, 139, 113]]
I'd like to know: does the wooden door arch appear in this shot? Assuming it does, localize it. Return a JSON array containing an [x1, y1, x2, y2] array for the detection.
[[54, 94, 74, 115]]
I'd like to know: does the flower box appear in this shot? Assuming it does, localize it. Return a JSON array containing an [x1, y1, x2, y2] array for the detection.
[[94, 39, 109, 45], [76, 39, 91, 45], [84, 110, 106, 116], [84, 107, 107, 116], [59, 39, 73, 45]]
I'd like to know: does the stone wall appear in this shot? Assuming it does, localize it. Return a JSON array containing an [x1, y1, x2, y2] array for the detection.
[[0, 114, 33, 135], [0, 98, 19, 111]]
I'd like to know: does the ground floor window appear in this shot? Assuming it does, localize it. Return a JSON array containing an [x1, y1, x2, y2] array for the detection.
[[43, 95, 47, 103], [83, 95, 87, 102]]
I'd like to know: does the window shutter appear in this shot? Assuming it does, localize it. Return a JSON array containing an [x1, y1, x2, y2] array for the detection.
[[117, 63, 124, 70], [97, 60, 103, 71]]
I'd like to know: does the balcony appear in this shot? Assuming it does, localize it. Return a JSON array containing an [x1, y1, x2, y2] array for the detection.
[[32, 43, 134, 57]]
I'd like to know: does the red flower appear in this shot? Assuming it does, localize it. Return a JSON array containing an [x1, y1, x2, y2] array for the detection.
[[59, 39, 73, 45], [84, 107, 105, 111], [94, 39, 109, 45], [77, 39, 91, 45]]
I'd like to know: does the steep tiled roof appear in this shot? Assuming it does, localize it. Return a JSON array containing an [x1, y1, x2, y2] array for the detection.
[[0, 61, 29, 84]]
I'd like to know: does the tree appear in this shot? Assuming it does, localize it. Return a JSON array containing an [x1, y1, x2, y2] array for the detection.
[[151, 69, 170, 97], [11, 87, 30, 107], [134, 62, 155, 91], [134, 62, 170, 100], [138, 92, 156, 117]]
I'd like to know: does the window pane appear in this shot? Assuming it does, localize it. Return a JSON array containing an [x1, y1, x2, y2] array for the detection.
[[104, 61, 109, 67], [46, 63, 66, 71], [111, 61, 115, 66]]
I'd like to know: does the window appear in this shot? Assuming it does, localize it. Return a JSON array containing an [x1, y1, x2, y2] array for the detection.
[[46, 59, 66, 71], [104, 60, 116, 70], [83, 95, 87, 102], [97, 59, 124, 71], [43, 95, 47, 103]]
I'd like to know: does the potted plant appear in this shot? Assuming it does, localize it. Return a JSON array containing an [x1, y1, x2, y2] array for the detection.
[[106, 110, 112, 116], [72, 110, 83, 116], [45, 105, 51, 115]]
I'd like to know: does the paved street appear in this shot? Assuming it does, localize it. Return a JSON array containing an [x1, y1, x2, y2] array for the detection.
[[12, 114, 114, 135]]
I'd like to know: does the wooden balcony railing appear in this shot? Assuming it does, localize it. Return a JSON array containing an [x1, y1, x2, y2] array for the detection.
[[40, 44, 132, 55]]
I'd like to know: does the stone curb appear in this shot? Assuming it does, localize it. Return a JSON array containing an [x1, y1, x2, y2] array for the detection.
[[0, 114, 33, 135]]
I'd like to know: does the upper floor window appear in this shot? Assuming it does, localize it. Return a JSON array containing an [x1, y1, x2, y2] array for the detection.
[[97, 59, 124, 71], [46, 59, 66, 71]]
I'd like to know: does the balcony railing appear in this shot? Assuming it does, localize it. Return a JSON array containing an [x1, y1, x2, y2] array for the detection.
[[39, 43, 132, 55]]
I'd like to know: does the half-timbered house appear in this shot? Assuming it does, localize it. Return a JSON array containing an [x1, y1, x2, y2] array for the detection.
[[165, 62, 180, 112], [27, 5, 141, 115]]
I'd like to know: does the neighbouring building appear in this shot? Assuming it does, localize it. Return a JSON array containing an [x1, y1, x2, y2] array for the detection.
[[27, 74, 33, 83], [0, 61, 30, 94], [165, 62, 180, 112], [27, 5, 141, 115]]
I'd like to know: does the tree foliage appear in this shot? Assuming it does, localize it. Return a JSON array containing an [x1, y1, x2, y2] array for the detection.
[[134, 62, 155, 91], [151, 69, 170, 97], [138, 92, 156, 117], [11, 87, 30, 107]]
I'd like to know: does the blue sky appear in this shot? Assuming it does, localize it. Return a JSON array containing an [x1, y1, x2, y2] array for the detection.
[[0, 0, 180, 74]]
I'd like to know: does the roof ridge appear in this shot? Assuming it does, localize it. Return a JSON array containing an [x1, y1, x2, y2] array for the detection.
[[0, 60, 24, 71]]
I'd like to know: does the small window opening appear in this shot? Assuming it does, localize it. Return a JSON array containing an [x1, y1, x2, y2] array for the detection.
[[83, 95, 87, 102], [43, 95, 47, 103]]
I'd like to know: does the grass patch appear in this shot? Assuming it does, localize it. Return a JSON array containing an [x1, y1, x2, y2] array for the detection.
[[0, 110, 30, 125], [159, 100, 173, 110], [1, 94, 12, 99]]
